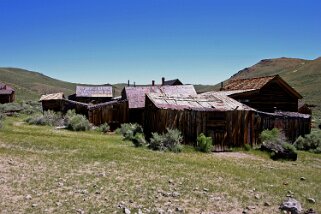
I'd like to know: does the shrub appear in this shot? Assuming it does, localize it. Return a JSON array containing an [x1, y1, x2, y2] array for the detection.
[[97, 123, 110, 133], [132, 133, 147, 147], [294, 133, 321, 153], [244, 144, 251, 151], [149, 128, 183, 152], [65, 113, 91, 131], [0, 113, 6, 121], [25, 111, 63, 126], [20, 101, 42, 115], [120, 123, 143, 140], [260, 128, 281, 142], [0, 103, 23, 113], [196, 133, 213, 153]]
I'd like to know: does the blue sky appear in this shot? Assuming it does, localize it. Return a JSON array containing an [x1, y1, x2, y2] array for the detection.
[[0, 0, 320, 85]]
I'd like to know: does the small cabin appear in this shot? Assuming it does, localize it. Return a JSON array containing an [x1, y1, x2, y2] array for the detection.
[[68, 85, 113, 104], [0, 83, 15, 104], [39, 92, 65, 112], [219, 75, 302, 113], [121, 85, 197, 124]]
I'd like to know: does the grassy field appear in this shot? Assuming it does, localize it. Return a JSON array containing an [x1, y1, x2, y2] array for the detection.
[[0, 116, 320, 213]]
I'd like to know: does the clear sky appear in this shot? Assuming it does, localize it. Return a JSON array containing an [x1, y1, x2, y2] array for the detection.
[[0, 0, 320, 85]]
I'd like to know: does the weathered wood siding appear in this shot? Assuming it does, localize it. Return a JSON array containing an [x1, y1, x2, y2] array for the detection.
[[88, 101, 128, 130], [0, 92, 15, 104], [144, 98, 311, 150], [41, 99, 88, 116], [231, 82, 298, 112]]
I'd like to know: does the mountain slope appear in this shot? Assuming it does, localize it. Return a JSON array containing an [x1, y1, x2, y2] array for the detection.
[[0, 67, 125, 100]]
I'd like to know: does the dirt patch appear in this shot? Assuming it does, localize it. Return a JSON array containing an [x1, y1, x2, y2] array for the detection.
[[213, 152, 264, 161]]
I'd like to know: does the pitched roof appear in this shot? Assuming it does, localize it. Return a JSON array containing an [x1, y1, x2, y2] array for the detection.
[[223, 75, 276, 90], [76, 85, 113, 98], [163, 79, 183, 86], [123, 85, 197, 109], [39, 92, 65, 101], [223, 75, 302, 99], [147, 93, 254, 111], [0, 82, 14, 95]]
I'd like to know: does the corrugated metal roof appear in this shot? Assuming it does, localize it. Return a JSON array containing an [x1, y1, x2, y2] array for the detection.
[[39, 92, 65, 101], [123, 85, 197, 109], [201, 89, 256, 96], [223, 75, 276, 90], [76, 86, 113, 98], [163, 79, 183, 85], [147, 93, 254, 111]]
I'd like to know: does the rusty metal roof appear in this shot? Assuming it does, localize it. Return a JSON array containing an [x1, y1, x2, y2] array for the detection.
[[76, 85, 113, 98], [39, 92, 65, 101], [223, 75, 276, 90], [123, 85, 197, 109], [147, 93, 254, 111], [201, 89, 256, 97]]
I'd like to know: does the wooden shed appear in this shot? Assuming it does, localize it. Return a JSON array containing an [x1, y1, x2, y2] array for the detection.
[[121, 85, 197, 124], [216, 75, 302, 113], [68, 85, 113, 104], [144, 93, 256, 151], [0, 83, 15, 104], [144, 93, 311, 150], [88, 100, 128, 130]]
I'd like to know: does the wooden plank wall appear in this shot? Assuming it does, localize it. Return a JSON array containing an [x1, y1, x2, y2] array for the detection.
[[88, 101, 128, 130]]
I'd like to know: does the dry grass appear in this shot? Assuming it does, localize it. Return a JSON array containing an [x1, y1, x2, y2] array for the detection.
[[0, 116, 320, 213]]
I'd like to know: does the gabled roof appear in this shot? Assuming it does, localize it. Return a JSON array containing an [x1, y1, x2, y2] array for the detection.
[[76, 85, 113, 98], [0, 82, 15, 95], [147, 93, 254, 111], [39, 92, 65, 101], [123, 85, 197, 109], [163, 79, 183, 86], [223, 75, 302, 99]]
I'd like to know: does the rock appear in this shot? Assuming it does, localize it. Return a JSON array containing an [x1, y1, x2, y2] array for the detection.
[[175, 207, 184, 212], [279, 198, 302, 214], [168, 179, 174, 184], [307, 198, 316, 204], [288, 190, 294, 195], [32, 204, 38, 208], [157, 208, 165, 214], [55, 202, 62, 206], [300, 177, 306, 181], [260, 141, 297, 161], [242, 210, 248, 214], [118, 201, 126, 209], [246, 205, 256, 210], [123, 208, 130, 214], [264, 202, 271, 206], [203, 188, 209, 192], [58, 182, 64, 187], [25, 194, 32, 200], [172, 192, 180, 197], [76, 209, 85, 214], [304, 208, 317, 214], [254, 194, 260, 199]]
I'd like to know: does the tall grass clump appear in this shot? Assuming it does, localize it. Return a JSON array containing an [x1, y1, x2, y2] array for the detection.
[[149, 128, 183, 153], [120, 123, 143, 140], [64, 110, 91, 131], [196, 133, 213, 153], [96, 123, 110, 133], [294, 132, 321, 153]]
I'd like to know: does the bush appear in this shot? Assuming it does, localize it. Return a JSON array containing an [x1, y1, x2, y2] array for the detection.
[[25, 111, 63, 126], [120, 123, 143, 140], [0, 103, 23, 113], [244, 144, 251, 151], [97, 123, 110, 133], [132, 133, 147, 147], [65, 113, 91, 131], [294, 133, 321, 153], [20, 101, 42, 115], [149, 128, 183, 153], [196, 133, 213, 153], [260, 128, 281, 142]]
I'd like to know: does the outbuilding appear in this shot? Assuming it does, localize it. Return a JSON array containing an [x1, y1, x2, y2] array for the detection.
[[0, 82, 15, 104]]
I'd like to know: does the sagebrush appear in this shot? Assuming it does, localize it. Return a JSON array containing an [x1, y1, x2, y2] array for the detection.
[[196, 133, 213, 153], [149, 128, 183, 153]]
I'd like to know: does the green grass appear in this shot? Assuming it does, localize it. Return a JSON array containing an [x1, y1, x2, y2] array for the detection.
[[0, 116, 320, 213]]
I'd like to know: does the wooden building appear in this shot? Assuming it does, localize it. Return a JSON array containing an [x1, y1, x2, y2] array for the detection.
[[144, 93, 311, 150], [88, 100, 128, 130], [68, 85, 113, 104], [40, 92, 88, 116], [0, 83, 15, 104], [121, 85, 197, 124], [214, 75, 302, 113]]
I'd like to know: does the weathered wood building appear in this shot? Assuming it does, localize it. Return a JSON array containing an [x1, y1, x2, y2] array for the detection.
[[121, 85, 197, 124], [68, 85, 113, 104], [144, 93, 311, 150], [0, 83, 15, 104], [216, 75, 302, 113]]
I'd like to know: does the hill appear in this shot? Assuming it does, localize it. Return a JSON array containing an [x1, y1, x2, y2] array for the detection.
[[0, 67, 125, 100], [197, 57, 321, 121]]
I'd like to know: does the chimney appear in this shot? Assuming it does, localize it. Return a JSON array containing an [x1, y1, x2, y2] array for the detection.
[[162, 77, 165, 85], [128, 80, 130, 86], [220, 82, 224, 91], [152, 80, 155, 86]]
